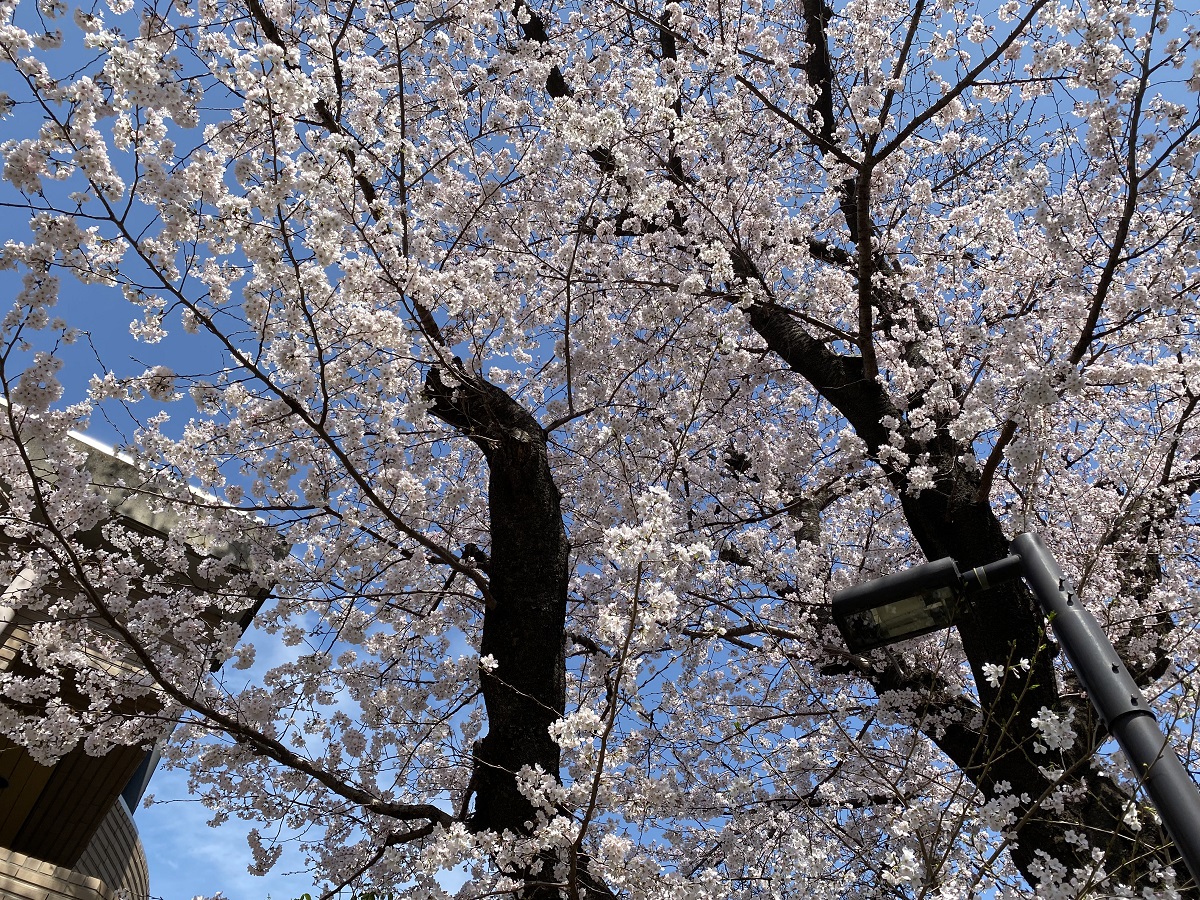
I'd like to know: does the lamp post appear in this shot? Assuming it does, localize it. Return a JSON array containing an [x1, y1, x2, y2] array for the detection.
[[832, 531, 1200, 886]]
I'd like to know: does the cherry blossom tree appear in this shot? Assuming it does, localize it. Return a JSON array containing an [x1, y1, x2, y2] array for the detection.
[[0, 0, 1198, 893]]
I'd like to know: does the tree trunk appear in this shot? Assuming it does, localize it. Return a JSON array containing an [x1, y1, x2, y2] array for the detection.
[[425, 367, 576, 896]]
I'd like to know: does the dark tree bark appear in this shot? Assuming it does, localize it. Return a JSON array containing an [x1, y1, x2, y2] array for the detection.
[[425, 368, 569, 838], [426, 368, 621, 900]]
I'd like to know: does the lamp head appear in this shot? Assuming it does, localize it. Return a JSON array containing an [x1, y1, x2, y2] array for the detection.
[[832, 557, 965, 653]]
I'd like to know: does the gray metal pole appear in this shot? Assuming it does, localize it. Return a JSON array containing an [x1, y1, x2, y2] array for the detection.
[[1010, 532, 1200, 885]]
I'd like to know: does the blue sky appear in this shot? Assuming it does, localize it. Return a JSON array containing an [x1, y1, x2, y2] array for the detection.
[[136, 767, 317, 900], [129, 613, 332, 900]]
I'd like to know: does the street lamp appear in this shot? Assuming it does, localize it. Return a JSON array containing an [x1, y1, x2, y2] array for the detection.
[[832, 532, 1200, 887]]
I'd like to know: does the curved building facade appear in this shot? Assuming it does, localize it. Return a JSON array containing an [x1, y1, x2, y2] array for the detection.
[[74, 801, 151, 900]]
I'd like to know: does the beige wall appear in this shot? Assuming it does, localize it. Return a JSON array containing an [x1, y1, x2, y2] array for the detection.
[[0, 847, 115, 900]]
